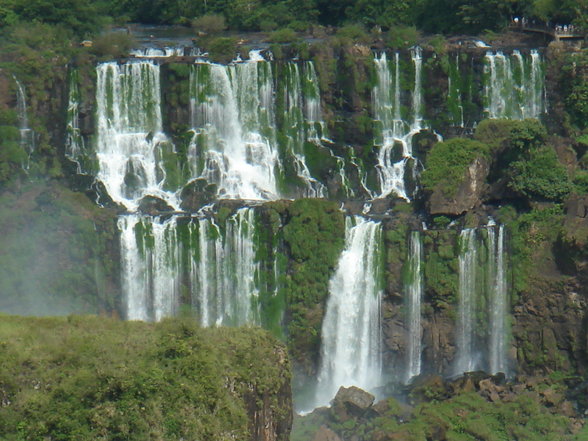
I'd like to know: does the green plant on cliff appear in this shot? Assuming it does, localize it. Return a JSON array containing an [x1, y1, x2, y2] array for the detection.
[[420, 137, 490, 197], [0, 316, 290, 441], [282, 199, 345, 364], [509, 205, 565, 295], [509, 147, 572, 202]]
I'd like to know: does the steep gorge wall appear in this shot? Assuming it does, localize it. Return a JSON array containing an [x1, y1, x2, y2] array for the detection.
[[1, 37, 588, 417]]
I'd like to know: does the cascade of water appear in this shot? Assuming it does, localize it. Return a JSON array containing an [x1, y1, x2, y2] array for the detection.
[[188, 55, 280, 200], [373, 49, 424, 200], [65, 68, 85, 173], [282, 62, 327, 198], [455, 228, 478, 375], [405, 231, 423, 383], [315, 216, 383, 407], [190, 207, 260, 326], [448, 55, 464, 127], [14, 77, 34, 153], [130, 47, 187, 57], [119, 215, 180, 321], [489, 225, 508, 375], [96, 61, 178, 210], [484, 50, 544, 120]]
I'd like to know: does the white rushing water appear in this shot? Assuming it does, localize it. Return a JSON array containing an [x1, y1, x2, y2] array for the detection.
[[315, 216, 383, 407], [489, 225, 508, 375], [373, 48, 424, 200], [281, 62, 327, 197], [14, 77, 34, 153], [454, 228, 478, 375], [119, 215, 180, 321], [65, 68, 85, 173], [484, 50, 544, 120], [454, 225, 510, 377], [405, 231, 423, 383], [96, 61, 178, 210], [119, 208, 261, 325], [190, 208, 260, 326], [188, 54, 280, 200]]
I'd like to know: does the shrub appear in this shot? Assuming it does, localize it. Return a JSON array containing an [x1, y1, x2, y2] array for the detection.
[[336, 24, 370, 43], [204, 36, 238, 63], [268, 28, 298, 44], [191, 14, 227, 34], [420, 138, 490, 196], [90, 32, 136, 58], [385, 25, 421, 48], [509, 147, 572, 202]]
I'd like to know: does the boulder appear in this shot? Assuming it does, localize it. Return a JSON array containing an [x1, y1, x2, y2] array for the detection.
[[180, 178, 217, 212], [312, 426, 342, 441], [137, 195, 175, 215], [331, 386, 375, 422], [427, 156, 489, 216]]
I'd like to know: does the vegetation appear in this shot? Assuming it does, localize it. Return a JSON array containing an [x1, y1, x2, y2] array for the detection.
[[282, 199, 345, 366], [420, 138, 490, 197], [293, 375, 583, 441], [0, 0, 585, 37], [509, 147, 572, 202], [0, 315, 290, 441]]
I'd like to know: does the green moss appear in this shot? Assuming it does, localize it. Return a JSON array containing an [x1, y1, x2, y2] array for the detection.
[[423, 230, 459, 308], [282, 199, 345, 365], [509, 205, 565, 295], [420, 137, 490, 197]]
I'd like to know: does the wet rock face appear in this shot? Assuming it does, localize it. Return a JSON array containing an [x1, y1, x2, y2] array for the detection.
[[137, 195, 175, 214], [427, 156, 490, 216], [513, 280, 587, 375]]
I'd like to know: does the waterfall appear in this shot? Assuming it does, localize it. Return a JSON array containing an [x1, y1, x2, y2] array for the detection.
[[119, 215, 180, 322], [405, 231, 423, 383], [315, 216, 383, 407], [454, 228, 478, 375], [373, 49, 424, 200], [454, 225, 510, 377], [489, 225, 508, 375], [190, 208, 260, 326], [281, 62, 327, 198], [119, 208, 261, 325], [484, 50, 544, 120], [14, 77, 34, 153], [65, 68, 85, 173], [447, 55, 464, 127], [95, 61, 178, 210], [188, 55, 280, 200]]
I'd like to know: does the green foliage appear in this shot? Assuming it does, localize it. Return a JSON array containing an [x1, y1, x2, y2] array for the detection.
[[509, 147, 573, 202], [423, 230, 459, 308], [509, 205, 565, 294], [420, 138, 490, 197], [0, 0, 106, 37], [203, 37, 238, 63], [268, 28, 299, 44], [282, 199, 345, 364], [191, 14, 227, 34], [573, 169, 588, 194], [89, 32, 136, 59], [335, 24, 370, 44], [0, 316, 289, 441], [474, 118, 547, 154], [385, 26, 421, 49]]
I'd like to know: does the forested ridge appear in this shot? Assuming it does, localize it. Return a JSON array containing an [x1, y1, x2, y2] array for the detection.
[[0, 0, 587, 37]]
